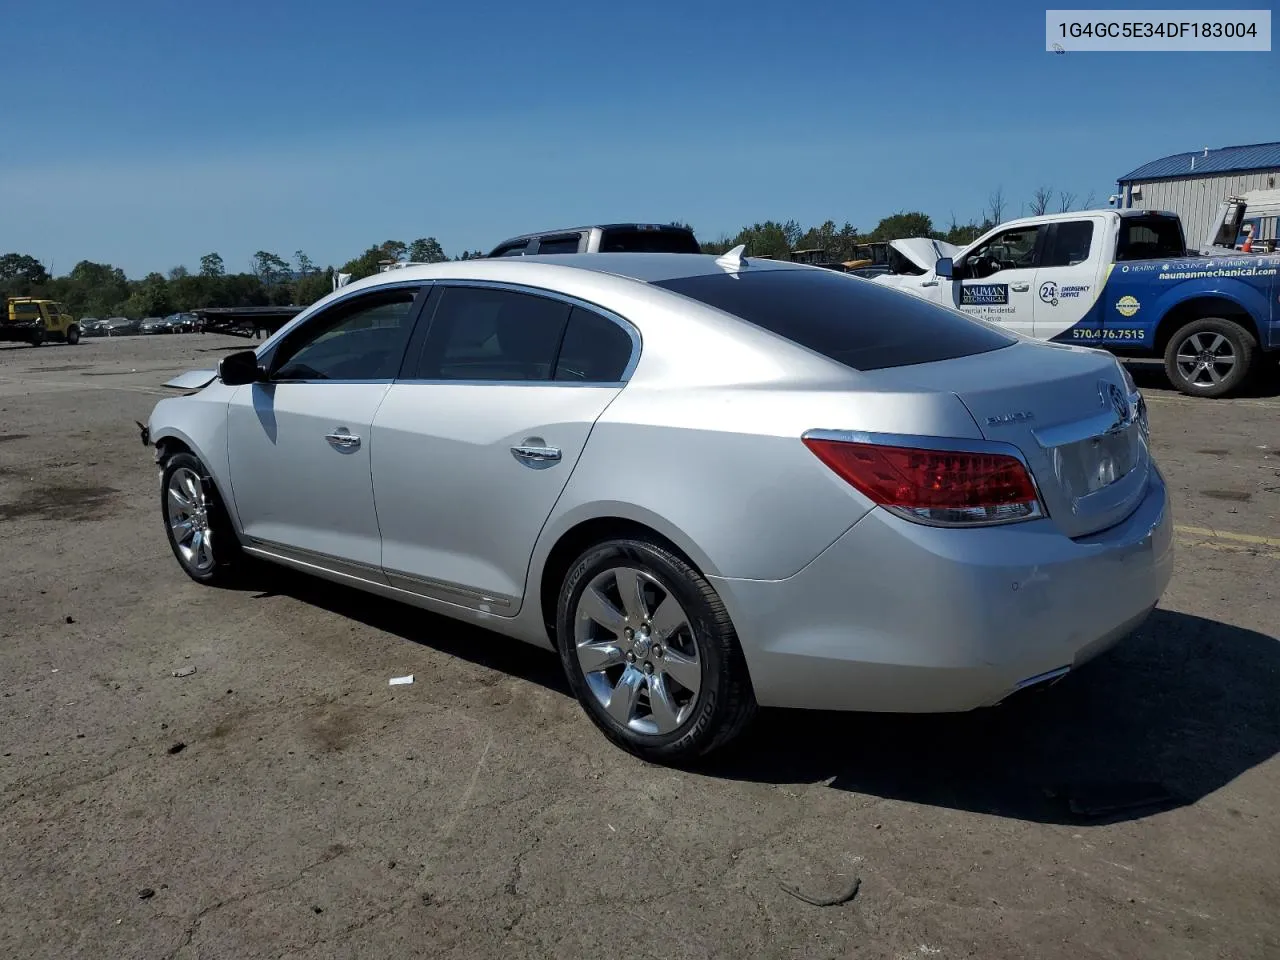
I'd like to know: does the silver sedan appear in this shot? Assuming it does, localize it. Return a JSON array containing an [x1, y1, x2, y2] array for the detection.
[[144, 249, 1173, 762]]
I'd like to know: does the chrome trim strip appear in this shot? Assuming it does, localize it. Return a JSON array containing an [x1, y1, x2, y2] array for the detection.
[[382, 568, 514, 608], [243, 537, 514, 608], [242, 536, 387, 582], [800, 428, 1050, 527], [1013, 665, 1071, 690]]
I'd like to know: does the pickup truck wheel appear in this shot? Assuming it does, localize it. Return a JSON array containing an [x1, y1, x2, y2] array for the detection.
[[1164, 318, 1256, 398], [30, 331, 44, 347], [65, 324, 80, 345], [161, 452, 245, 586]]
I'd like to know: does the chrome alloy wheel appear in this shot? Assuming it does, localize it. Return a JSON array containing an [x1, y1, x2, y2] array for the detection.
[[1175, 331, 1236, 388], [166, 466, 215, 574], [574, 566, 703, 736]]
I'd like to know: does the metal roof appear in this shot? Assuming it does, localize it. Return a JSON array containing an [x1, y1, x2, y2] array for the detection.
[[1118, 141, 1280, 183]]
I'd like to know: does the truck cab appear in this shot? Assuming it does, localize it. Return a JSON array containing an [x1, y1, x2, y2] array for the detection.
[[485, 223, 702, 257], [874, 209, 1279, 397], [1, 299, 80, 346]]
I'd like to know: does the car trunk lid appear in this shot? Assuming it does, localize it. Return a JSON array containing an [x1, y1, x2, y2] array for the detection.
[[861, 341, 1149, 538]]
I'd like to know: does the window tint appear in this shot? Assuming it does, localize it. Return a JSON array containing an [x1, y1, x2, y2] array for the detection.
[[1117, 216, 1185, 261], [967, 226, 1043, 274], [412, 286, 570, 381], [272, 291, 417, 381], [535, 235, 582, 255], [554, 307, 633, 381], [491, 242, 529, 257], [1042, 221, 1095, 267], [598, 227, 701, 253], [653, 269, 1014, 372]]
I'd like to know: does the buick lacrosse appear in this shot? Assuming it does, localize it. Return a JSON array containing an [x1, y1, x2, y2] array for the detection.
[[144, 248, 1172, 762]]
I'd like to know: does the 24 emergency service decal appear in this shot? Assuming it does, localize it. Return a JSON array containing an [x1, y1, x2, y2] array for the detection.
[[1116, 295, 1141, 318], [1040, 281, 1092, 307]]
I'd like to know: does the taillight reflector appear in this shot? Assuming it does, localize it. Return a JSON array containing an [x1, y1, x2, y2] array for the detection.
[[803, 437, 1042, 526]]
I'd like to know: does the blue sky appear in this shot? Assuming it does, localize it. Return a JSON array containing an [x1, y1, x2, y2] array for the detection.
[[1, 0, 1274, 277]]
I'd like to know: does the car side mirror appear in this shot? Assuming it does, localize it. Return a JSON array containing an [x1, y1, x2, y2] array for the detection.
[[218, 350, 266, 386], [934, 257, 954, 279]]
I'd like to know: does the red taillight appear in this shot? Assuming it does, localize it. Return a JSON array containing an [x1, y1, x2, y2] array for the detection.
[[802, 437, 1042, 526]]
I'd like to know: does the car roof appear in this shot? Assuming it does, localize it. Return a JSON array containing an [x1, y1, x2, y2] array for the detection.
[[348, 252, 813, 290]]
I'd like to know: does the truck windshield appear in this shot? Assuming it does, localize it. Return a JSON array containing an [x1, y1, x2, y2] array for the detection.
[[1116, 217, 1185, 261]]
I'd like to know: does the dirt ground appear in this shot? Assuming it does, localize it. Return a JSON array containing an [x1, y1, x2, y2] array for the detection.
[[1, 334, 1277, 960]]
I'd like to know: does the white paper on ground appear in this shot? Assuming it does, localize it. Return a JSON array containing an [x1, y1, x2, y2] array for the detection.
[[389, 675, 414, 686]]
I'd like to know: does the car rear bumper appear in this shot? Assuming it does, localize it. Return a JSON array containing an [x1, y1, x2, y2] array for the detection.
[[710, 464, 1173, 712]]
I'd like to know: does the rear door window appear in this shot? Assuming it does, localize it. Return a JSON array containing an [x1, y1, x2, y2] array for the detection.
[[534, 235, 583, 255], [653, 269, 1015, 371], [1116, 216, 1185, 261], [1041, 221, 1095, 267], [553, 307, 634, 382], [411, 286, 571, 381]]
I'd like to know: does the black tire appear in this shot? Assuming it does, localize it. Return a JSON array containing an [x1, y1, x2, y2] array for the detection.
[[1163, 317, 1256, 398], [556, 537, 757, 764], [30, 331, 44, 347], [160, 451, 245, 586], [65, 324, 80, 345]]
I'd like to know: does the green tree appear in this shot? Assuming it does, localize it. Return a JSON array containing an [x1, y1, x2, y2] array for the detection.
[[869, 212, 934, 242], [0, 252, 50, 291], [295, 250, 316, 276], [380, 240, 408, 263], [730, 222, 793, 259], [169, 265, 190, 281], [199, 252, 225, 278], [796, 220, 838, 255], [251, 251, 291, 287], [408, 237, 447, 263], [341, 244, 390, 281]]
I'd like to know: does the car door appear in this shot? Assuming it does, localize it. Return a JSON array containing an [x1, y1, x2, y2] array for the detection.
[[950, 224, 1046, 339], [1032, 218, 1107, 342], [226, 284, 427, 579], [371, 283, 637, 612]]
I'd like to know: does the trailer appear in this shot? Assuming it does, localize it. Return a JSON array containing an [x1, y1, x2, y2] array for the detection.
[[194, 306, 304, 339]]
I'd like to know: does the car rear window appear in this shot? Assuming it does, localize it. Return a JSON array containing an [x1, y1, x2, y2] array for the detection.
[[653, 268, 1016, 371], [599, 228, 701, 254]]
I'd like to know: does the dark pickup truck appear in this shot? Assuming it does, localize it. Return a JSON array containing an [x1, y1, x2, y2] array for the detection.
[[486, 223, 702, 257]]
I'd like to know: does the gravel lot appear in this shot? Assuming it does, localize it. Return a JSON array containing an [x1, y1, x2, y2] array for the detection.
[[1, 335, 1277, 960]]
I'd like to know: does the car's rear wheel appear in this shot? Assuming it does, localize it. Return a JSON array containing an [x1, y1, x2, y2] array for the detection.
[[65, 324, 80, 345], [1164, 318, 1255, 398], [556, 537, 756, 763], [161, 452, 245, 586]]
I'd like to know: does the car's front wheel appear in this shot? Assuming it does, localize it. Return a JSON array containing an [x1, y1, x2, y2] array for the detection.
[[556, 537, 756, 763], [161, 452, 245, 586]]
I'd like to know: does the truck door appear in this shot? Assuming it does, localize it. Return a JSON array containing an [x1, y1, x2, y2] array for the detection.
[[949, 223, 1044, 339], [1032, 218, 1105, 342]]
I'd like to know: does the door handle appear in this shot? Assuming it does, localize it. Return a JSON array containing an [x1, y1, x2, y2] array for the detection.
[[1010, 282, 1030, 292], [511, 444, 562, 466], [325, 430, 361, 450]]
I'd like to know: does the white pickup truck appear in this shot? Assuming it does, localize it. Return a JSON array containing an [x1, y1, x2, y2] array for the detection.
[[873, 208, 1279, 397]]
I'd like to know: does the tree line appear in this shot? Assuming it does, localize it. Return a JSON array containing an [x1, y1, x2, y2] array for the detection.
[[0, 185, 1096, 318]]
